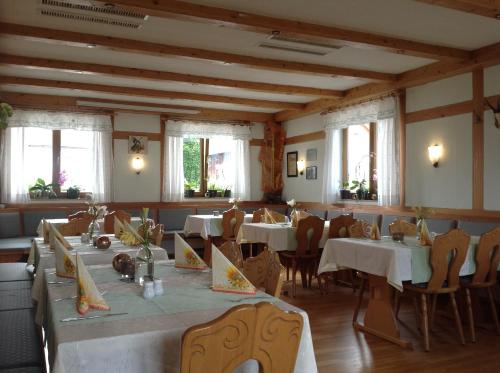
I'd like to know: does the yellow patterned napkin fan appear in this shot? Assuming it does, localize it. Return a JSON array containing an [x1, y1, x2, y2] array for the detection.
[[348, 220, 370, 239], [174, 233, 207, 270], [419, 219, 433, 246], [49, 223, 72, 250], [114, 216, 126, 238], [370, 219, 381, 240], [119, 220, 144, 246], [212, 244, 256, 295], [75, 253, 110, 315], [263, 208, 277, 224], [54, 236, 76, 278], [42, 219, 50, 243]]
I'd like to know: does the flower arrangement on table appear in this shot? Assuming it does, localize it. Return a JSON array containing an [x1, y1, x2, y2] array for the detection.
[[412, 206, 435, 244], [287, 198, 298, 224], [86, 197, 107, 238], [228, 197, 241, 209]]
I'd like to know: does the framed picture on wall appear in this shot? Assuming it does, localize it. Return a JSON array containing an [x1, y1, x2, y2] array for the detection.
[[306, 166, 317, 180], [128, 135, 148, 154], [306, 148, 317, 161], [287, 151, 298, 177]]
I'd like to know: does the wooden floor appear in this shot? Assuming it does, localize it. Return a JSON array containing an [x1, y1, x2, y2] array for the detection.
[[281, 280, 500, 373]]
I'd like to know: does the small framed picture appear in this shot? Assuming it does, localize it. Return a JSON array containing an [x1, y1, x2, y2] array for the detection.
[[306, 148, 317, 162], [128, 135, 148, 154], [306, 166, 317, 180], [287, 151, 298, 177]]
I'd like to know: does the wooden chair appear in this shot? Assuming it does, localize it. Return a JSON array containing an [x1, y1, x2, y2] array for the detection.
[[243, 248, 285, 297], [180, 302, 303, 373], [221, 208, 245, 241], [68, 211, 92, 221], [218, 241, 244, 269], [389, 219, 418, 236], [280, 215, 325, 297], [58, 216, 93, 236], [403, 229, 470, 351], [461, 227, 500, 342], [103, 210, 131, 234], [328, 214, 357, 238]]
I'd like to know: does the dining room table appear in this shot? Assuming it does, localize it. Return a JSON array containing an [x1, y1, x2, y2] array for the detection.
[[42, 261, 318, 373], [317, 235, 489, 348], [35, 217, 145, 237]]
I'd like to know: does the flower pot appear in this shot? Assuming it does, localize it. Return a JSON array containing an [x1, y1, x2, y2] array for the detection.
[[224, 189, 231, 198], [340, 189, 351, 199], [67, 189, 80, 199], [184, 189, 195, 198], [208, 189, 217, 198]]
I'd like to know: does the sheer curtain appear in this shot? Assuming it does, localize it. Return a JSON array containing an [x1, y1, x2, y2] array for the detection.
[[90, 131, 113, 202], [322, 128, 342, 204], [377, 117, 400, 206], [232, 139, 250, 200], [162, 133, 185, 202]]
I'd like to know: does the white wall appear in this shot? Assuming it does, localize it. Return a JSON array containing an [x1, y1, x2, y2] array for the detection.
[[249, 124, 264, 201]]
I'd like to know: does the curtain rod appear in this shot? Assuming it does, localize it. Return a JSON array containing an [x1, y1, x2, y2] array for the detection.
[[320, 90, 401, 116], [163, 117, 253, 126]]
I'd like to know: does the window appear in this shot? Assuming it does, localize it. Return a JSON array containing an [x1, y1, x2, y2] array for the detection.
[[24, 128, 53, 187], [60, 129, 94, 191]]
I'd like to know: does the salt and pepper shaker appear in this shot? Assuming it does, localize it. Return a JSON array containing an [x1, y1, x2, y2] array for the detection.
[[80, 233, 90, 244], [142, 281, 155, 300], [153, 279, 164, 296]]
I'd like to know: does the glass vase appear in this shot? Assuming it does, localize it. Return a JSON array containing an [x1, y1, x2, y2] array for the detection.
[[87, 219, 100, 246], [135, 244, 154, 286]]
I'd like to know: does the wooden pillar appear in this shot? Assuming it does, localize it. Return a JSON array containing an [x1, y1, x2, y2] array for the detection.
[[472, 69, 484, 210], [398, 91, 406, 208]]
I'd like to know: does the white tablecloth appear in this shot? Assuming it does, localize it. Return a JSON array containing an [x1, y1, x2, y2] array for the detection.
[[183, 214, 253, 240], [36, 217, 144, 236], [236, 221, 330, 252], [45, 262, 317, 373]]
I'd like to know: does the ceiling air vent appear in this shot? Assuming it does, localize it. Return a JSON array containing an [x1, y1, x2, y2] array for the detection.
[[258, 32, 342, 56], [39, 0, 148, 29]]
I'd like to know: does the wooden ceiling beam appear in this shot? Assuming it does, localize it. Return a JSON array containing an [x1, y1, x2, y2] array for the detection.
[[0, 92, 274, 122], [414, 0, 500, 20], [111, 0, 471, 61], [0, 54, 343, 98], [0, 75, 303, 110], [0, 22, 395, 81]]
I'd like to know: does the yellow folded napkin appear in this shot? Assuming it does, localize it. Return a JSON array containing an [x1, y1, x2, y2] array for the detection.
[[42, 219, 50, 243], [291, 210, 311, 228], [49, 223, 72, 250], [370, 220, 381, 240], [174, 233, 207, 270], [75, 253, 110, 315], [54, 236, 76, 278], [263, 208, 277, 224], [349, 220, 370, 239], [119, 220, 144, 246], [212, 244, 256, 295], [114, 216, 126, 238], [419, 219, 433, 246]]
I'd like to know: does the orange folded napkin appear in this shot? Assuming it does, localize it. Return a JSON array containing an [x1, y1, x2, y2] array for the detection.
[[263, 208, 277, 224], [419, 219, 433, 246], [174, 233, 207, 270], [212, 244, 256, 295], [75, 253, 110, 315], [54, 236, 76, 278], [349, 220, 370, 238], [114, 216, 126, 238], [42, 219, 50, 243], [370, 220, 381, 240], [291, 210, 311, 228], [49, 223, 72, 250]]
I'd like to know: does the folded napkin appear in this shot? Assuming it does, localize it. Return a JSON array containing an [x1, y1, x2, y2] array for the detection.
[[349, 220, 370, 239], [263, 208, 277, 224], [119, 220, 144, 246], [370, 220, 381, 240], [419, 219, 433, 246], [49, 223, 72, 250], [42, 219, 50, 243], [174, 233, 207, 270], [212, 244, 256, 295], [291, 210, 311, 228], [54, 236, 76, 278], [75, 253, 110, 315], [114, 216, 126, 238]]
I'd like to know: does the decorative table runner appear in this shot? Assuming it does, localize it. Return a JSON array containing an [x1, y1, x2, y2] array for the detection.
[[236, 221, 330, 252], [183, 214, 253, 239], [35, 217, 144, 237], [44, 262, 317, 373]]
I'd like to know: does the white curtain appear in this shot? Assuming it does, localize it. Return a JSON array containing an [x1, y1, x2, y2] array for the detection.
[[9, 110, 111, 131], [162, 133, 185, 202], [232, 139, 250, 200], [0, 128, 31, 203], [322, 128, 342, 204], [90, 131, 113, 202]]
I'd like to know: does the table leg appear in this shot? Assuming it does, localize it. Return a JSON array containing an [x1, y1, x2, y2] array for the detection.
[[353, 274, 412, 349], [203, 236, 212, 266]]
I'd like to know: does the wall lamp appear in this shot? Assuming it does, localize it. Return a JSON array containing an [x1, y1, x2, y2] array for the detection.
[[428, 144, 443, 168], [297, 159, 305, 175], [131, 156, 145, 174]]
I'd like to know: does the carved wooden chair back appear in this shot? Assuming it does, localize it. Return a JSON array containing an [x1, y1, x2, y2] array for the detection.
[[426, 229, 470, 291], [389, 219, 418, 236], [472, 227, 500, 285], [348, 220, 370, 238], [68, 211, 92, 221], [59, 216, 93, 236], [218, 241, 244, 269], [252, 208, 266, 223], [104, 210, 131, 234], [181, 302, 303, 373], [243, 249, 285, 297], [295, 215, 325, 256], [222, 208, 245, 240], [329, 214, 357, 238]]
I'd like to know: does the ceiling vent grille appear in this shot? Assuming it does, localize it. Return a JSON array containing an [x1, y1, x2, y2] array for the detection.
[[258, 32, 342, 56]]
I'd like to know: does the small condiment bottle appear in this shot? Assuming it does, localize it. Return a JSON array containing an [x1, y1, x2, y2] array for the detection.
[[142, 280, 155, 299], [153, 278, 164, 296]]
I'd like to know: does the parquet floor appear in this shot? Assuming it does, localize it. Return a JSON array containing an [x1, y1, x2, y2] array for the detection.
[[281, 281, 500, 373]]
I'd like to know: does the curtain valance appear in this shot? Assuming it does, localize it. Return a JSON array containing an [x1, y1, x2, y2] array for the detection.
[[165, 120, 252, 140], [8, 110, 112, 132]]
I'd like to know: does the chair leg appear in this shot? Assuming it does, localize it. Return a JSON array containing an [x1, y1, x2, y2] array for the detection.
[[307, 261, 314, 288], [291, 260, 297, 297], [421, 293, 430, 352], [413, 293, 421, 334], [394, 291, 401, 319], [350, 270, 356, 294], [487, 287, 500, 335], [450, 292, 466, 346], [464, 288, 476, 343], [429, 294, 438, 332], [353, 277, 366, 324]]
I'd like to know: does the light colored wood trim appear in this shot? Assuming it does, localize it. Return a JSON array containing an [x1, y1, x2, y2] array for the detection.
[[160, 119, 165, 199], [342, 129, 348, 183], [414, 0, 500, 20], [472, 68, 484, 210], [112, 0, 470, 61], [0, 22, 396, 81], [285, 131, 325, 145], [249, 139, 265, 146], [406, 100, 473, 123], [0, 53, 343, 98], [52, 130, 61, 193], [0, 75, 302, 110], [398, 92, 406, 208], [112, 131, 162, 141]]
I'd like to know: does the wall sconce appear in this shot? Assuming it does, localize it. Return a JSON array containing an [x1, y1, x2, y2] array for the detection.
[[427, 144, 442, 168], [297, 159, 305, 175], [131, 156, 145, 174]]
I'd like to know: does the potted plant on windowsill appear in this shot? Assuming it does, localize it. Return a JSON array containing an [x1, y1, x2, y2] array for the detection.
[[184, 181, 195, 198], [339, 181, 351, 200], [223, 186, 231, 198], [29, 178, 58, 199], [207, 183, 218, 198], [67, 185, 80, 199], [350, 179, 369, 200], [0, 102, 13, 130]]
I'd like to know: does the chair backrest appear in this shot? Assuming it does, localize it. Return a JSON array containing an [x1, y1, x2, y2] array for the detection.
[[388, 219, 417, 236], [243, 249, 285, 297], [472, 227, 500, 285], [348, 220, 369, 238], [58, 216, 93, 236], [329, 214, 357, 238], [427, 229, 470, 291], [295, 215, 325, 256], [68, 211, 92, 221], [218, 241, 244, 269], [252, 208, 265, 223], [181, 302, 303, 373], [104, 210, 131, 234], [222, 209, 245, 240]]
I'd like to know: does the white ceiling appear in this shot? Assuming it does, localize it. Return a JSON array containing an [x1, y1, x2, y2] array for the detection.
[[0, 0, 499, 116]]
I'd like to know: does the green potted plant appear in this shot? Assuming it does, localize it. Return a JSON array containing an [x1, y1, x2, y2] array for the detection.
[[29, 178, 58, 199], [184, 181, 195, 198], [67, 185, 80, 199], [0, 103, 13, 130], [207, 183, 218, 198], [350, 179, 369, 200], [340, 181, 351, 200], [223, 185, 232, 198]]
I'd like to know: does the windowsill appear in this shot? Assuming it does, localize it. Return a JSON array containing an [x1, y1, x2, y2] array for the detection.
[[336, 199, 378, 205], [183, 197, 231, 202], [27, 199, 86, 204]]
